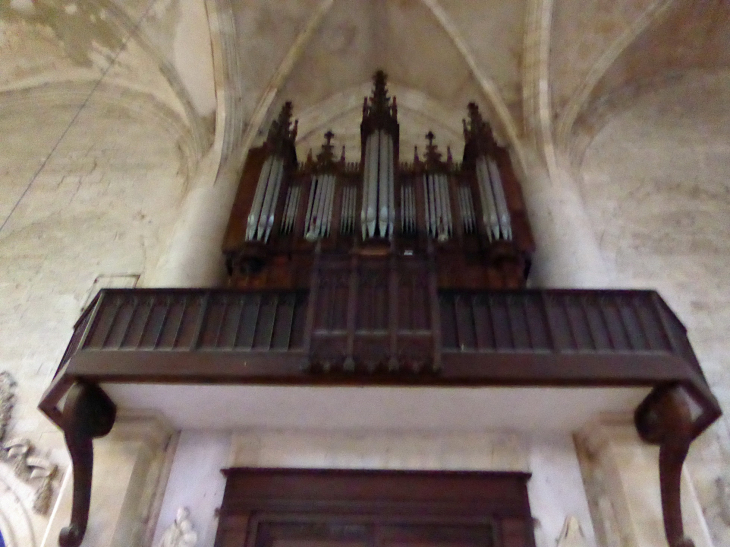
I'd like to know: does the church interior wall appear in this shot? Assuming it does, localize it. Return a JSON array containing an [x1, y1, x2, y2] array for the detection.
[[0, 1, 728, 545], [150, 428, 598, 547], [578, 70, 730, 546]]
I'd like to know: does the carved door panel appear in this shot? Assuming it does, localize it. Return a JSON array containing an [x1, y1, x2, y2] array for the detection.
[[250, 517, 498, 547]]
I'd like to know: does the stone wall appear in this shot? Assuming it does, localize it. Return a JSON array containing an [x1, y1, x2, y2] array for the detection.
[[579, 70, 730, 545]]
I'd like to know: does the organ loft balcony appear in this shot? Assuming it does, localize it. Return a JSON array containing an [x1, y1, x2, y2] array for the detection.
[[39, 71, 721, 547]]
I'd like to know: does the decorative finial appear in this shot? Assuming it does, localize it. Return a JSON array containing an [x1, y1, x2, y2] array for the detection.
[[316, 130, 337, 166], [324, 130, 334, 146], [266, 102, 296, 152], [424, 131, 442, 167], [363, 70, 397, 123], [463, 102, 495, 154]]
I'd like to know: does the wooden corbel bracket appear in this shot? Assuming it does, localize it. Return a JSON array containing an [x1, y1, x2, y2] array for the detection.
[[58, 381, 116, 547], [635, 383, 717, 547]]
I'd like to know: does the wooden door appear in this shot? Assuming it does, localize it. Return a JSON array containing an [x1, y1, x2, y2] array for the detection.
[[215, 469, 535, 547]]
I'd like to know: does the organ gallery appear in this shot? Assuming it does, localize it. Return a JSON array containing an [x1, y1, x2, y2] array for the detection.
[[39, 71, 721, 547]]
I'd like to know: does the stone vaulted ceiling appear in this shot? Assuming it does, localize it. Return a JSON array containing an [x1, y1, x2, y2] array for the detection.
[[0, 4, 728, 543], [1, 0, 728, 168]]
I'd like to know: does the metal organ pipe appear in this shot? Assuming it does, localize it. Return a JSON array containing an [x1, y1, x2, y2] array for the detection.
[[425, 174, 435, 237], [459, 186, 476, 233], [422, 173, 452, 241], [341, 186, 355, 235], [476, 156, 500, 241], [263, 157, 285, 242], [386, 132, 395, 236], [305, 174, 337, 240], [316, 175, 328, 236], [442, 174, 453, 238], [361, 130, 395, 239], [304, 175, 317, 239], [324, 174, 336, 236], [364, 132, 379, 238], [246, 156, 274, 241], [280, 185, 300, 234], [456, 185, 466, 232], [408, 186, 416, 233], [487, 158, 512, 240], [378, 130, 389, 236]]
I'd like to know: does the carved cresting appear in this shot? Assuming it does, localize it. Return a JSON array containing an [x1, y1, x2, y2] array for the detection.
[[59, 382, 116, 547], [635, 384, 704, 547]]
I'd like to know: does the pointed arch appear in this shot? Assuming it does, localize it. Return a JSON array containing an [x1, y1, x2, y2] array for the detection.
[[419, 0, 527, 172], [554, 0, 677, 151]]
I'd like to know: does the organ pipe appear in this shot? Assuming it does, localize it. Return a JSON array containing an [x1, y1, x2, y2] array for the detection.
[[361, 131, 395, 239], [387, 132, 395, 235], [487, 158, 512, 240], [246, 155, 285, 243], [228, 78, 533, 292], [423, 173, 452, 241], [476, 156, 500, 241], [305, 174, 337, 241], [262, 157, 285, 242], [280, 186, 300, 234], [246, 156, 274, 241]]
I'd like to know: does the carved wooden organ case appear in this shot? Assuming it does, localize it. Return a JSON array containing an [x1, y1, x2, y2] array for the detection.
[[222, 71, 535, 372]]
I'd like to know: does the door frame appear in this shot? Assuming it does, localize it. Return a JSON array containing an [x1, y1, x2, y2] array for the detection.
[[214, 468, 535, 547]]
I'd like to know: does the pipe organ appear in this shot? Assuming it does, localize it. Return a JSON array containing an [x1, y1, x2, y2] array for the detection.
[[223, 71, 534, 290]]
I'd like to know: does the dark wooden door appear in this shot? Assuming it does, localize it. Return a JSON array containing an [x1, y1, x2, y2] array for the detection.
[[216, 469, 535, 547]]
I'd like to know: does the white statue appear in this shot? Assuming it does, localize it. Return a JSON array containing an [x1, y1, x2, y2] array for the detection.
[[157, 507, 199, 547], [556, 515, 587, 547]]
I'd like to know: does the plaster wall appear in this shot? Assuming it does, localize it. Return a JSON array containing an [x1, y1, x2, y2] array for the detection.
[[153, 428, 597, 547], [578, 70, 730, 545], [0, 89, 190, 541]]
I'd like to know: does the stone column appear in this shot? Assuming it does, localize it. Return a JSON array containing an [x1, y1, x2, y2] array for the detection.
[[145, 147, 244, 288], [516, 144, 615, 288], [40, 413, 175, 547], [576, 417, 714, 547]]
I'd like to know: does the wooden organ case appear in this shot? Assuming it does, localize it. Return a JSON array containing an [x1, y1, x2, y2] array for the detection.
[[222, 71, 535, 374], [38, 70, 722, 547]]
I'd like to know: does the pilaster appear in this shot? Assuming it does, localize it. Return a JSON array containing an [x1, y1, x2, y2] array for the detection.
[[41, 412, 175, 547], [576, 416, 714, 547]]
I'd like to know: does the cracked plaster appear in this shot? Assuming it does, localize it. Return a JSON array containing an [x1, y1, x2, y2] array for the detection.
[[580, 70, 730, 545]]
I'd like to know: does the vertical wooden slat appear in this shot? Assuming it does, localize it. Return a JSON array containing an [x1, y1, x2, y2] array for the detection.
[[303, 246, 322, 357], [428, 245, 442, 370], [345, 255, 358, 369], [78, 291, 107, 350], [539, 292, 557, 352], [192, 292, 212, 349], [483, 293, 501, 350], [453, 294, 475, 350], [114, 297, 137, 349], [272, 294, 295, 349], [597, 296, 617, 350], [520, 295, 534, 349], [471, 294, 493, 350], [617, 296, 643, 350], [578, 295, 597, 350], [254, 294, 278, 349], [650, 292, 683, 355], [561, 295, 580, 350], [388, 253, 399, 369], [130, 297, 155, 348], [170, 297, 189, 348], [213, 297, 230, 347], [151, 296, 172, 349]]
